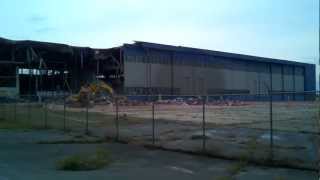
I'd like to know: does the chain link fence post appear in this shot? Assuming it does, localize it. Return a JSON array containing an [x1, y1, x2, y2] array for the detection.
[[269, 91, 273, 161], [316, 91, 320, 173], [85, 95, 89, 135], [0, 101, 3, 121], [0, 101, 3, 120], [202, 95, 206, 152], [315, 91, 320, 134], [3, 98, 6, 121], [63, 95, 66, 132], [115, 96, 119, 141], [13, 95, 17, 122], [44, 100, 48, 129], [27, 95, 31, 122], [152, 99, 155, 146]]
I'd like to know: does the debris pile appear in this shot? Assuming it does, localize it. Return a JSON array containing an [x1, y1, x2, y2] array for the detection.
[[156, 98, 188, 105], [207, 100, 248, 106], [156, 97, 200, 105], [66, 89, 250, 108], [116, 97, 249, 107], [117, 97, 152, 106], [66, 81, 113, 107]]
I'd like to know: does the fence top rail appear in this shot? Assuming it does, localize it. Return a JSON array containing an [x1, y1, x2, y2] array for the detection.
[[115, 91, 319, 97], [0, 91, 318, 99]]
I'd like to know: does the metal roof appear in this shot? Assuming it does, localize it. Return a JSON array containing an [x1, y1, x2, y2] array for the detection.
[[0, 37, 90, 54], [1, 37, 313, 67], [131, 41, 312, 67]]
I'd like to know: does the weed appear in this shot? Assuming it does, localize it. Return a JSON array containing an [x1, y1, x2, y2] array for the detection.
[[246, 136, 258, 155], [273, 176, 286, 180], [227, 160, 247, 176], [215, 175, 234, 180], [0, 120, 34, 130], [56, 148, 112, 171], [37, 139, 106, 144]]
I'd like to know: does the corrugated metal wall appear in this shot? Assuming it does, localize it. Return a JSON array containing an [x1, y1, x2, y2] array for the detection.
[[122, 46, 310, 95]]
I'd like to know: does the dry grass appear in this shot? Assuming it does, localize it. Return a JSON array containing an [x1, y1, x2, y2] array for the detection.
[[215, 175, 234, 180], [273, 176, 286, 180], [56, 148, 112, 171], [2, 101, 317, 133], [226, 161, 247, 176], [0, 118, 44, 130], [37, 139, 106, 144]]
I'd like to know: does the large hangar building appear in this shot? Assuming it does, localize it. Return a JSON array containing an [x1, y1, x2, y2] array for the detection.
[[120, 41, 315, 95], [0, 38, 315, 97]]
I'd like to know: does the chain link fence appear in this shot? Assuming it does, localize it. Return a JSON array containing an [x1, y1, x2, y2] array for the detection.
[[0, 91, 319, 170]]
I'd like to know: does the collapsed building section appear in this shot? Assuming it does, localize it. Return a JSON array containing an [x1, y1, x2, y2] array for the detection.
[[0, 37, 123, 97]]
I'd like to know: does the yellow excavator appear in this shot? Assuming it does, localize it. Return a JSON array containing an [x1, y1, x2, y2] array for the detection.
[[87, 80, 114, 96], [67, 80, 114, 107]]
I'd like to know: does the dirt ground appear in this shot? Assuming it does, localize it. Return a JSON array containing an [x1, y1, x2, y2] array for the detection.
[[59, 101, 319, 133], [1, 101, 319, 170]]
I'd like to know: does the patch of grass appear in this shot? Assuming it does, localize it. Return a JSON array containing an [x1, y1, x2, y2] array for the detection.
[[0, 103, 150, 133], [215, 175, 234, 180], [237, 136, 259, 163], [0, 105, 49, 130], [0, 119, 35, 130], [73, 134, 85, 139], [0, 117, 53, 131], [37, 139, 106, 144], [238, 152, 250, 163], [56, 148, 112, 171], [246, 136, 258, 155], [272, 157, 304, 167], [226, 160, 247, 176], [274, 176, 286, 180]]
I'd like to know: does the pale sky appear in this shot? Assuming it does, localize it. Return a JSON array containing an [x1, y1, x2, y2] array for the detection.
[[0, 0, 318, 64]]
